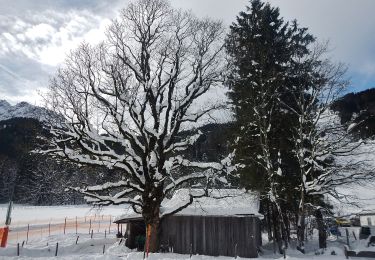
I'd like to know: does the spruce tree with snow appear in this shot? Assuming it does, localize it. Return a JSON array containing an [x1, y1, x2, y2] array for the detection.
[[41, 0, 235, 252], [226, 0, 316, 252]]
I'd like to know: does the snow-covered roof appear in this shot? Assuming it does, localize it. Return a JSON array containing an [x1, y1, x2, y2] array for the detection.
[[358, 209, 375, 216], [115, 189, 261, 222], [161, 189, 260, 217]]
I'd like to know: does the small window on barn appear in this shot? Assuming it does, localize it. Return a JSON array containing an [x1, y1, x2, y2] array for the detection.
[[368, 217, 372, 226]]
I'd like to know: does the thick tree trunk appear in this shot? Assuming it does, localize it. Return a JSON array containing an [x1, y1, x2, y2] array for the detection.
[[315, 209, 327, 249], [145, 220, 160, 253], [286, 217, 290, 244], [282, 214, 290, 246], [297, 186, 305, 253], [142, 184, 163, 253], [271, 204, 283, 254], [266, 201, 273, 242]]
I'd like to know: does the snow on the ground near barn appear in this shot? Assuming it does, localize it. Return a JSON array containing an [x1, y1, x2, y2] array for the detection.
[[0, 205, 367, 260], [0, 204, 127, 224], [0, 231, 353, 259]]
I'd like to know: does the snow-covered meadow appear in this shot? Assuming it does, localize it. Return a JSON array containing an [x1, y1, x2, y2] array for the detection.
[[0, 204, 125, 224], [0, 232, 356, 260], [0, 204, 369, 259]]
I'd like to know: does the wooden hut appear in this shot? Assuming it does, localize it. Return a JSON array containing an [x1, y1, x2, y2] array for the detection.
[[115, 189, 262, 258]]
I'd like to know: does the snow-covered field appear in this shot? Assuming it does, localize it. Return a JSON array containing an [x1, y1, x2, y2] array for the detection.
[[0, 204, 126, 224], [0, 231, 354, 260], [0, 233, 356, 260], [0, 204, 127, 249], [0, 205, 372, 259]]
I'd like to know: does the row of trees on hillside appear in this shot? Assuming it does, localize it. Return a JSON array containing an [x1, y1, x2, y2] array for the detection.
[[0, 118, 119, 205], [0, 152, 112, 205], [38, 0, 375, 253]]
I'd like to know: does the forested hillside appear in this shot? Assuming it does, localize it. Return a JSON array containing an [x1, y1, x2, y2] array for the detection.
[[332, 88, 375, 138], [0, 105, 234, 205], [1, 88, 375, 205], [0, 117, 120, 205]]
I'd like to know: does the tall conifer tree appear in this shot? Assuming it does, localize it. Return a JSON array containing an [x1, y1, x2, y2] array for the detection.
[[226, 0, 315, 251]]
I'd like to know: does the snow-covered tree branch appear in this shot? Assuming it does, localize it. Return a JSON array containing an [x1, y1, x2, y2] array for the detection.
[[283, 41, 375, 249]]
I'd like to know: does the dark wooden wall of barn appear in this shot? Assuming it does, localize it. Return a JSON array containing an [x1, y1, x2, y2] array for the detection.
[[160, 215, 261, 258], [125, 220, 145, 249]]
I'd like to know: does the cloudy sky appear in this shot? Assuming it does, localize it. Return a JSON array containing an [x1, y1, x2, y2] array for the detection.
[[1, 0, 375, 105]]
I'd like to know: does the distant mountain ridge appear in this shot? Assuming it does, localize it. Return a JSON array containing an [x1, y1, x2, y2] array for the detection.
[[331, 88, 375, 138], [0, 100, 50, 122]]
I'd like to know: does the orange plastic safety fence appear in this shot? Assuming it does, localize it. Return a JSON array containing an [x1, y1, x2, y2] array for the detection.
[[7, 215, 116, 244]]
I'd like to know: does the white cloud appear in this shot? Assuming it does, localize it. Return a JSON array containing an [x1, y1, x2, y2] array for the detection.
[[267, 0, 375, 88], [0, 10, 110, 66], [24, 23, 55, 41], [0, 7, 115, 104], [2, 32, 16, 43], [0, 0, 374, 106]]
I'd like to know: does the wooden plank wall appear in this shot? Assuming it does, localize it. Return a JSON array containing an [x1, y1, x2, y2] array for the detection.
[[125, 220, 145, 249], [160, 215, 260, 258]]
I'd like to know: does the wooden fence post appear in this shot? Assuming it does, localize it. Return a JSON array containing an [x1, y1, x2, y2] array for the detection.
[[103, 244, 106, 254], [55, 242, 59, 256], [91, 229, 93, 239], [64, 218, 67, 235], [352, 231, 357, 240], [89, 219, 92, 234], [26, 224, 29, 244], [344, 245, 349, 259], [109, 216, 112, 234], [17, 243, 19, 256], [75, 216, 78, 234], [346, 228, 350, 246]]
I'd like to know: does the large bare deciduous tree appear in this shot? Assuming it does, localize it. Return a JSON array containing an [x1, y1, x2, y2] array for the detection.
[[42, 0, 234, 251], [282, 42, 375, 249]]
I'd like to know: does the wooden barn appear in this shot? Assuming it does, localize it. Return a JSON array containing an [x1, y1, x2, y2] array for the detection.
[[359, 210, 375, 227], [115, 189, 262, 258]]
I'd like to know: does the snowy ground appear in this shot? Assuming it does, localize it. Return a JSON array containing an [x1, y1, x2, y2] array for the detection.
[[0, 204, 128, 248], [0, 204, 126, 224], [0, 205, 373, 259], [0, 232, 365, 259]]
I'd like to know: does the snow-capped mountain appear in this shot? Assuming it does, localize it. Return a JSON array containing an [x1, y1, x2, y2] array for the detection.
[[0, 100, 49, 122]]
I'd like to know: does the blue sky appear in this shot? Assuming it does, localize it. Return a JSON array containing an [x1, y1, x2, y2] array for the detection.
[[0, 0, 374, 104]]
